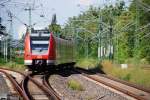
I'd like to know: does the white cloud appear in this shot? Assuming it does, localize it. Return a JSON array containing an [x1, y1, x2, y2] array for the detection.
[[17, 25, 46, 39], [79, 0, 92, 6], [34, 26, 47, 30], [18, 25, 26, 39]]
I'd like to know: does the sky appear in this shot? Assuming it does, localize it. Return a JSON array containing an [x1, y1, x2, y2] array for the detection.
[[0, 0, 131, 39]]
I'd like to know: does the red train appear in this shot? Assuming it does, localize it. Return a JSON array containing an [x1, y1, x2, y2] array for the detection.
[[24, 29, 75, 71]]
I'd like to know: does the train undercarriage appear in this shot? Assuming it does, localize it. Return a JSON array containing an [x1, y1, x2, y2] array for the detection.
[[27, 62, 75, 72]]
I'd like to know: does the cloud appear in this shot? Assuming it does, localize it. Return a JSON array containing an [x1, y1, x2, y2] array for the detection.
[[17, 25, 46, 39], [79, 0, 92, 6], [18, 25, 26, 39]]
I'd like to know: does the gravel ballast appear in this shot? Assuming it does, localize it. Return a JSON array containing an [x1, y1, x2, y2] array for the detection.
[[49, 73, 132, 100]]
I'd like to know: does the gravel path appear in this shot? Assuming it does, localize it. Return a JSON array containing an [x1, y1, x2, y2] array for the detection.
[[0, 74, 9, 98], [49, 73, 131, 100]]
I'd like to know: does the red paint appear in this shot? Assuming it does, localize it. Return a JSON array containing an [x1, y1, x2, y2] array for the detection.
[[24, 31, 57, 66], [24, 32, 56, 60], [24, 31, 31, 60], [30, 55, 48, 59], [48, 32, 56, 60]]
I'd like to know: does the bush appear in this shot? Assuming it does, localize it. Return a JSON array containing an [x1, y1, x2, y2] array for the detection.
[[67, 79, 84, 91], [15, 57, 24, 64], [0, 58, 6, 65], [121, 73, 131, 81], [0, 57, 25, 71], [101, 60, 150, 88], [76, 58, 99, 69]]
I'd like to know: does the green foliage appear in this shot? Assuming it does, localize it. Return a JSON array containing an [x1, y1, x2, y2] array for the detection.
[[76, 58, 99, 69], [0, 57, 6, 65], [102, 60, 150, 87], [49, 24, 61, 36], [60, 0, 150, 63], [67, 79, 84, 91], [15, 57, 24, 64], [139, 45, 150, 63], [0, 56, 25, 70], [129, 0, 150, 63], [121, 73, 131, 81]]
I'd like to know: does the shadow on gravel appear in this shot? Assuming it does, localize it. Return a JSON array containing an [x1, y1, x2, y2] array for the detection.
[[51, 65, 106, 77], [75, 62, 105, 75], [75, 66, 105, 75], [36, 67, 77, 77], [33, 64, 105, 77], [56, 68, 78, 77], [87, 66, 105, 74]]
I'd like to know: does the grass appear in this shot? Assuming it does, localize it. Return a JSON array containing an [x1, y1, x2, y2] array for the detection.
[[0, 57, 25, 71], [0, 61, 25, 71], [75, 58, 99, 69], [76, 58, 150, 88], [67, 79, 84, 91], [101, 60, 150, 88], [15, 57, 24, 65]]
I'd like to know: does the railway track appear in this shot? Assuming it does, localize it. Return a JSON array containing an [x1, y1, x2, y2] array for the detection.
[[43, 73, 61, 99], [0, 69, 29, 100], [1, 67, 149, 100], [74, 68, 150, 100], [0, 68, 61, 100], [30, 72, 61, 100]]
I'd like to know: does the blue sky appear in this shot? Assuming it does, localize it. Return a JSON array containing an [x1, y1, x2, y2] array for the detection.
[[0, 0, 130, 39]]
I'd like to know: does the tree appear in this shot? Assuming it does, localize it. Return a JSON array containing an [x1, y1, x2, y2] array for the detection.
[[129, 0, 150, 63], [48, 14, 61, 36]]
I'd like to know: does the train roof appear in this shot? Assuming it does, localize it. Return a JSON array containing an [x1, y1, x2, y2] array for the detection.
[[26, 28, 74, 42]]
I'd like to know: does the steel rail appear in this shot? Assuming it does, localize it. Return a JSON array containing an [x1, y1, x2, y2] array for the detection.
[[0, 68, 60, 100], [74, 68, 150, 100], [76, 67, 150, 93], [43, 74, 61, 100], [26, 74, 59, 99], [0, 69, 30, 100], [21, 74, 34, 100]]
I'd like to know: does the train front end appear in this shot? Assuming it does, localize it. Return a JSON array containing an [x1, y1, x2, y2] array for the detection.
[[24, 29, 56, 70]]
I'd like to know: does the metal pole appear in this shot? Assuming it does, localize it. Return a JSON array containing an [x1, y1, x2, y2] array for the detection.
[[109, 25, 113, 60], [87, 40, 88, 58], [8, 12, 13, 61], [74, 28, 77, 58], [29, 6, 31, 33], [5, 38, 7, 62], [98, 12, 103, 60], [3, 39, 5, 61], [135, 1, 139, 49], [109, 5, 113, 61], [25, 6, 32, 34]]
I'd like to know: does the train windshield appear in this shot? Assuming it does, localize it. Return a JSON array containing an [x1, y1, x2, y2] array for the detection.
[[32, 44, 49, 50], [30, 30, 50, 55], [31, 40, 50, 55]]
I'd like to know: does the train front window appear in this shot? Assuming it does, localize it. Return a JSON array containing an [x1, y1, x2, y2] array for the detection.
[[31, 43, 49, 55], [30, 29, 50, 55], [32, 44, 49, 50]]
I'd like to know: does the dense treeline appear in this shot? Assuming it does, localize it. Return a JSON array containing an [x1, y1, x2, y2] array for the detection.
[[52, 0, 150, 64]]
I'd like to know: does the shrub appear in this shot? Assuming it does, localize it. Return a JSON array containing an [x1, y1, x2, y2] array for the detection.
[[121, 73, 131, 81], [76, 58, 99, 69], [67, 79, 84, 91], [101, 60, 150, 88]]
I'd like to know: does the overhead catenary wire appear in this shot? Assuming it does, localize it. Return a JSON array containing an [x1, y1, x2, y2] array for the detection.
[[0, 0, 11, 5], [1, 5, 28, 26], [136, 0, 150, 12]]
